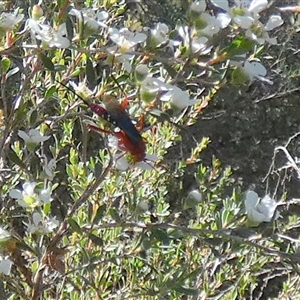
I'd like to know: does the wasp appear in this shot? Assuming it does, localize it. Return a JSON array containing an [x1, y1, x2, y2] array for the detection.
[[58, 81, 147, 164], [88, 94, 147, 163]]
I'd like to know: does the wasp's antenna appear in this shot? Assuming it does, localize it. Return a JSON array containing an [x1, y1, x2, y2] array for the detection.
[[55, 79, 91, 107]]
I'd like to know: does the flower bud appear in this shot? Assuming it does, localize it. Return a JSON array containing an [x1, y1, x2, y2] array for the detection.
[[135, 64, 149, 83], [184, 189, 202, 209], [231, 66, 249, 85], [32, 5, 43, 20], [140, 88, 157, 103], [189, 1, 206, 22]]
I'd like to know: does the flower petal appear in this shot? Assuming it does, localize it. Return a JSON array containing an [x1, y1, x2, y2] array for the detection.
[[23, 182, 37, 195], [9, 189, 22, 199], [258, 195, 278, 221], [244, 190, 259, 212], [216, 13, 232, 29], [265, 15, 283, 31], [248, 0, 268, 14], [0, 259, 12, 275], [211, 0, 229, 11]]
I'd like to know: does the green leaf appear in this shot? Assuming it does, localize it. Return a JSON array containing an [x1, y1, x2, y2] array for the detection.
[[151, 229, 170, 245], [68, 218, 82, 233], [109, 207, 121, 222], [149, 109, 170, 122], [88, 233, 103, 247], [53, 65, 67, 72], [86, 57, 96, 85], [65, 16, 74, 41], [7, 148, 26, 169], [225, 36, 255, 57], [163, 63, 178, 78], [45, 85, 57, 100], [173, 285, 198, 295], [29, 110, 38, 126], [92, 204, 107, 224], [1, 57, 11, 73], [70, 67, 84, 77], [40, 53, 54, 71], [231, 66, 248, 86], [141, 238, 151, 251]]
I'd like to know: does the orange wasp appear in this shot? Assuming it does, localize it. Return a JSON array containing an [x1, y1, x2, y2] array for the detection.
[[87, 94, 147, 163], [59, 81, 147, 164]]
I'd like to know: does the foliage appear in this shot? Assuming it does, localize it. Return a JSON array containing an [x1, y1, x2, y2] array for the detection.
[[0, 0, 300, 299]]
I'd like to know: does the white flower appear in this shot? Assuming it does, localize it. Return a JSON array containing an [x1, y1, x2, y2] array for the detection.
[[245, 190, 279, 226], [141, 77, 170, 93], [141, 76, 170, 94], [41, 156, 56, 180], [177, 26, 210, 54], [0, 10, 24, 30], [243, 61, 273, 84], [107, 45, 134, 72], [114, 153, 158, 171], [108, 135, 158, 171], [243, 15, 283, 45], [9, 182, 52, 208], [106, 27, 147, 70], [0, 258, 12, 275], [39, 189, 52, 204], [212, 0, 270, 30], [213, 0, 283, 45], [160, 86, 197, 110], [26, 212, 59, 234], [69, 8, 109, 29], [216, 13, 232, 29], [247, 0, 268, 15], [199, 13, 221, 36], [108, 27, 147, 51], [69, 81, 94, 99], [27, 19, 70, 48], [18, 128, 50, 151], [188, 1, 220, 36], [140, 76, 171, 103], [18, 128, 50, 144], [151, 22, 170, 46]]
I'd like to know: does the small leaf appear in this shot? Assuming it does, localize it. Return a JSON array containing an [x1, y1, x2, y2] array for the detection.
[[1, 57, 11, 73], [88, 233, 103, 247], [173, 285, 198, 295], [151, 229, 170, 245], [54, 65, 67, 72], [225, 36, 255, 57], [86, 57, 96, 85], [40, 53, 54, 71], [163, 63, 178, 78], [68, 218, 82, 233], [149, 109, 170, 122], [109, 207, 121, 222], [29, 110, 38, 126], [45, 85, 57, 100], [70, 67, 84, 77], [65, 16, 74, 41], [141, 238, 151, 251], [7, 148, 26, 169], [92, 204, 107, 224]]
